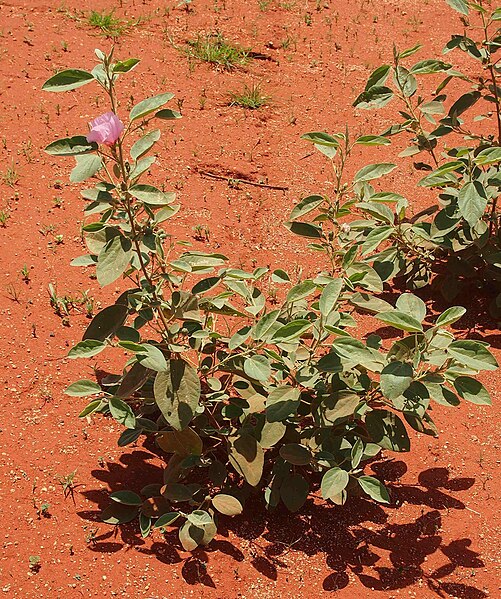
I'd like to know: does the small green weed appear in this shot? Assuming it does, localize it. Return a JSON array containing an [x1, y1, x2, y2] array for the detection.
[[229, 83, 270, 109], [193, 224, 211, 242], [0, 209, 9, 226], [20, 264, 30, 282], [87, 10, 128, 36], [59, 469, 78, 501], [2, 161, 19, 187], [184, 32, 250, 70], [62, 7, 141, 37]]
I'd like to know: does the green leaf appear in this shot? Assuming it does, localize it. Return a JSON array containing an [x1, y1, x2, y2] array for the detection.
[[254, 310, 280, 341], [393, 66, 417, 97], [357, 202, 395, 224], [243, 354, 271, 381], [319, 279, 343, 317], [129, 184, 176, 206], [361, 226, 394, 255], [130, 130, 161, 161], [279, 443, 312, 466], [474, 147, 501, 165], [101, 503, 138, 525], [271, 320, 312, 342], [70, 155, 102, 183], [178, 522, 202, 551], [284, 221, 323, 239], [257, 420, 286, 448], [376, 310, 423, 332], [116, 325, 140, 341], [425, 383, 460, 406], [280, 474, 309, 513], [354, 163, 397, 183], [347, 263, 383, 293], [42, 69, 94, 92], [447, 340, 498, 371], [322, 391, 361, 422], [317, 352, 343, 373], [331, 337, 372, 364], [137, 344, 168, 372], [154, 360, 201, 430], [212, 494, 243, 516], [64, 379, 101, 397], [109, 397, 136, 429], [112, 58, 140, 73], [187, 510, 213, 527], [45, 136, 97, 156], [398, 44, 422, 59], [321, 467, 349, 500], [96, 235, 133, 287], [365, 409, 410, 452], [156, 428, 203, 457], [271, 269, 290, 284], [229, 325, 251, 350], [129, 156, 156, 180], [290, 195, 324, 220], [139, 512, 152, 538], [435, 306, 466, 327], [410, 60, 452, 74], [395, 293, 427, 323], [287, 280, 317, 303], [192, 277, 220, 295], [78, 399, 103, 418], [155, 108, 182, 120], [83, 304, 128, 341], [68, 339, 106, 359], [110, 490, 142, 506], [301, 132, 339, 147], [118, 363, 150, 399], [266, 386, 301, 422], [458, 181, 488, 227], [118, 428, 142, 447], [445, 0, 469, 15], [350, 292, 393, 314], [366, 65, 391, 89], [130, 92, 174, 122], [449, 91, 480, 122], [355, 135, 391, 146], [228, 434, 264, 487], [353, 86, 394, 109], [358, 476, 390, 503], [154, 512, 180, 528], [380, 361, 413, 400], [453, 376, 492, 405]]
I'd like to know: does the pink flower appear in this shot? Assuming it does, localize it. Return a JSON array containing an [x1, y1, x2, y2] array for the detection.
[[86, 111, 124, 146]]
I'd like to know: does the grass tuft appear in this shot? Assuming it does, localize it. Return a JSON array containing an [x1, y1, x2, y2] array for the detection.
[[229, 83, 270, 109], [184, 32, 250, 70]]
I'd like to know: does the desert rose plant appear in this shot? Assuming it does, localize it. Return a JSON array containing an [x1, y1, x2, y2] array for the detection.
[[43, 41, 497, 551]]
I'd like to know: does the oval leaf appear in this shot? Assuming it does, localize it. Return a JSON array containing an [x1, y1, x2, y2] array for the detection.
[[212, 494, 243, 516], [321, 467, 349, 500], [42, 69, 94, 92], [64, 379, 101, 397], [154, 360, 201, 430]]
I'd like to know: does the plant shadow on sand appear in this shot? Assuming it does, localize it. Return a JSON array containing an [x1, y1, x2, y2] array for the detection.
[[78, 449, 486, 598]]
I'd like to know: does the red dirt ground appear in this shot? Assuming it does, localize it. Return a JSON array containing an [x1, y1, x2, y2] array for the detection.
[[0, 0, 499, 597]]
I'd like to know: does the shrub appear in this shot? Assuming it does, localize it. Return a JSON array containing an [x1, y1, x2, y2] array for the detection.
[[43, 33, 497, 551]]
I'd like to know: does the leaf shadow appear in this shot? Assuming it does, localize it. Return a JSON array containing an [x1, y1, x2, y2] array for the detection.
[[77, 450, 486, 597]]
